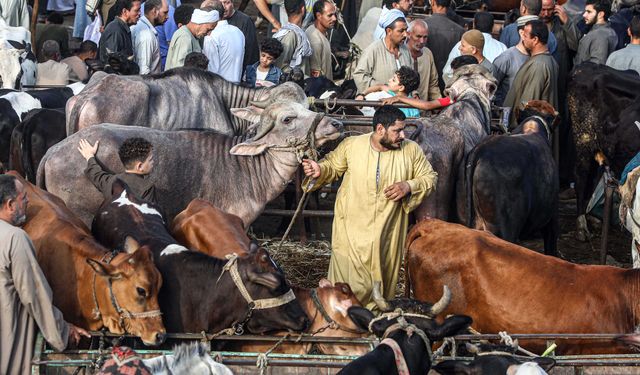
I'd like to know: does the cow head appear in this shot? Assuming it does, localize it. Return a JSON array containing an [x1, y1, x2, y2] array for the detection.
[[0, 47, 23, 89], [313, 279, 370, 355], [228, 101, 342, 156], [444, 64, 497, 103], [250, 82, 308, 109], [513, 100, 559, 143], [235, 243, 308, 333], [86, 237, 165, 346], [372, 281, 452, 317]]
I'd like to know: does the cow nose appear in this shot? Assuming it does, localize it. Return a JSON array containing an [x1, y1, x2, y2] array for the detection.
[[156, 332, 166, 345]]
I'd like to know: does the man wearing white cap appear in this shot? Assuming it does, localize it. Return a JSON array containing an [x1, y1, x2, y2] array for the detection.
[[353, 11, 412, 93], [165, 7, 219, 69], [202, 0, 245, 83], [373, 0, 411, 40]]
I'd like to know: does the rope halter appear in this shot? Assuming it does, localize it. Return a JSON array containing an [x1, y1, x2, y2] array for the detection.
[[91, 251, 162, 329], [369, 309, 434, 360], [217, 252, 297, 311]]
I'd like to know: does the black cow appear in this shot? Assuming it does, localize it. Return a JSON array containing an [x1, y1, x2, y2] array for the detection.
[[465, 100, 559, 255], [9, 108, 66, 182], [91, 181, 309, 334], [567, 63, 640, 241], [0, 86, 78, 164], [339, 306, 471, 375], [434, 343, 556, 375]]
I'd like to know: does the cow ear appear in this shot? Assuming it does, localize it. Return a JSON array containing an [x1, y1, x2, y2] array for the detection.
[[87, 258, 122, 279], [318, 278, 333, 288], [229, 141, 270, 156], [346, 306, 374, 332], [123, 236, 140, 254], [432, 360, 474, 375], [423, 315, 472, 341], [230, 107, 262, 124]]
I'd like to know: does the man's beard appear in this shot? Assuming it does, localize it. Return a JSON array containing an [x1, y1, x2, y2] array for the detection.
[[12, 211, 26, 226], [380, 135, 402, 150]]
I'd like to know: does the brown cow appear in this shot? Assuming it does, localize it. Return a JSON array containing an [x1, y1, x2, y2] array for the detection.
[[171, 200, 370, 355], [406, 218, 640, 354], [7, 172, 166, 346], [171, 199, 250, 255]]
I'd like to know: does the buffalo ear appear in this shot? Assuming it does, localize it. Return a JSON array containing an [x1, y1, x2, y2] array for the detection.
[[123, 236, 140, 254], [346, 306, 374, 332], [229, 142, 270, 156], [87, 258, 122, 279], [230, 107, 262, 124]]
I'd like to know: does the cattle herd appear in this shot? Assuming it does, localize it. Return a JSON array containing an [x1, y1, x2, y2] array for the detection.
[[1, 52, 640, 373]]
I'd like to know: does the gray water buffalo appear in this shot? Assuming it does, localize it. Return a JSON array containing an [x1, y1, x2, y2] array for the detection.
[[66, 68, 308, 136], [412, 64, 496, 222], [38, 101, 341, 226]]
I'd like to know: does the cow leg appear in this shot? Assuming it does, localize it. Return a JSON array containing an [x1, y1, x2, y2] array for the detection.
[[574, 161, 598, 242], [632, 240, 640, 269], [542, 214, 559, 257]]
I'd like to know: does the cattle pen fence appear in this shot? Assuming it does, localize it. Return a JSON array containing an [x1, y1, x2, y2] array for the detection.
[[32, 331, 640, 374]]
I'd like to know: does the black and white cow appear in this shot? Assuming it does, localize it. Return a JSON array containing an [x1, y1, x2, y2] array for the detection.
[[0, 84, 83, 164]]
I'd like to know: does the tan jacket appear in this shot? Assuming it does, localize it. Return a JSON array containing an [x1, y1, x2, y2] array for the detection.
[[36, 60, 71, 86]]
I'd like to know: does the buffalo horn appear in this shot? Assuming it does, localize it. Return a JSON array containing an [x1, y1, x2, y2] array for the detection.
[[252, 117, 275, 141], [429, 285, 451, 316], [249, 97, 272, 109], [372, 281, 391, 312]]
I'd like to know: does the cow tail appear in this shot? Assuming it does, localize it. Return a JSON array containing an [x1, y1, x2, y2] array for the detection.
[[465, 148, 479, 228], [21, 116, 36, 182]]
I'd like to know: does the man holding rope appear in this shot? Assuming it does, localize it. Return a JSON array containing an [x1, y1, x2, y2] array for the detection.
[[302, 105, 437, 312]]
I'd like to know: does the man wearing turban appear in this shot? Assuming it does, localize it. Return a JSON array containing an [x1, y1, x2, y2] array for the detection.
[[166, 7, 219, 69]]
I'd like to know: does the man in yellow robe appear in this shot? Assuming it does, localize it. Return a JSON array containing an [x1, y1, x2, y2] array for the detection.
[[302, 106, 437, 311]]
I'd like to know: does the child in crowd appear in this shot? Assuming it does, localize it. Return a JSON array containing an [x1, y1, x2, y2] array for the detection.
[[77, 137, 157, 204], [244, 38, 284, 87], [381, 56, 478, 111], [355, 66, 422, 117]]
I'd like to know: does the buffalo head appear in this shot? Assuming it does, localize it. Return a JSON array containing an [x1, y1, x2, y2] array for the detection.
[[513, 100, 559, 142], [236, 243, 308, 333], [228, 101, 342, 156], [86, 237, 166, 346], [444, 64, 497, 103]]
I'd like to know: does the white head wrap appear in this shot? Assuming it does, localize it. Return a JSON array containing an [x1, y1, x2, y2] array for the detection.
[[378, 9, 406, 30], [190, 9, 220, 24]]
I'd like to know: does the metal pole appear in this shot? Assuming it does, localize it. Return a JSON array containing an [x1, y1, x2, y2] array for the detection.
[[30, 0, 39, 52]]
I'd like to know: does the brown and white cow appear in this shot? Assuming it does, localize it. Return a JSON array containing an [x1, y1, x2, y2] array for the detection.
[[6, 171, 165, 346], [171, 199, 369, 355], [406, 218, 640, 354]]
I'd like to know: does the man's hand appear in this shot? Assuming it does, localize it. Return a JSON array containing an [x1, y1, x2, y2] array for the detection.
[[77, 139, 99, 161], [384, 181, 411, 201], [555, 4, 568, 24], [67, 323, 90, 346], [382, 96, 402, 105], [302, 159, 321, 178]]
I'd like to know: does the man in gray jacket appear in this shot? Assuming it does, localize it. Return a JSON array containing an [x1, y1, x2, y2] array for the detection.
[[575, 0, 617, 65]]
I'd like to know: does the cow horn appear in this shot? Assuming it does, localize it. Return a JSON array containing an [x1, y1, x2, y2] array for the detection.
[[249, 97, 272, 109], [252, 116, 275, 141], [429, 285, 451, 316], [372, 281, 391, 312]]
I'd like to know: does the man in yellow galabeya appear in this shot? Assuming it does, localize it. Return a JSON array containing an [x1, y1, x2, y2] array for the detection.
[[302, 105, 437, 312]]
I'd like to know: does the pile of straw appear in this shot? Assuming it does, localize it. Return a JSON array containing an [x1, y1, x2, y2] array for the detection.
[[259, 238, 406, 297]]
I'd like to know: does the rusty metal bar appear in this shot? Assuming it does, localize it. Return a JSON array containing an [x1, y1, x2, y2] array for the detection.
[[311, 98, 414, 108], [263, 209, 334, 218]]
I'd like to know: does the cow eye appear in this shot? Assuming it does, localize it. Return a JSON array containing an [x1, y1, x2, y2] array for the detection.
[[282, 116, 293, 124], [136, 287, 147, 298]]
